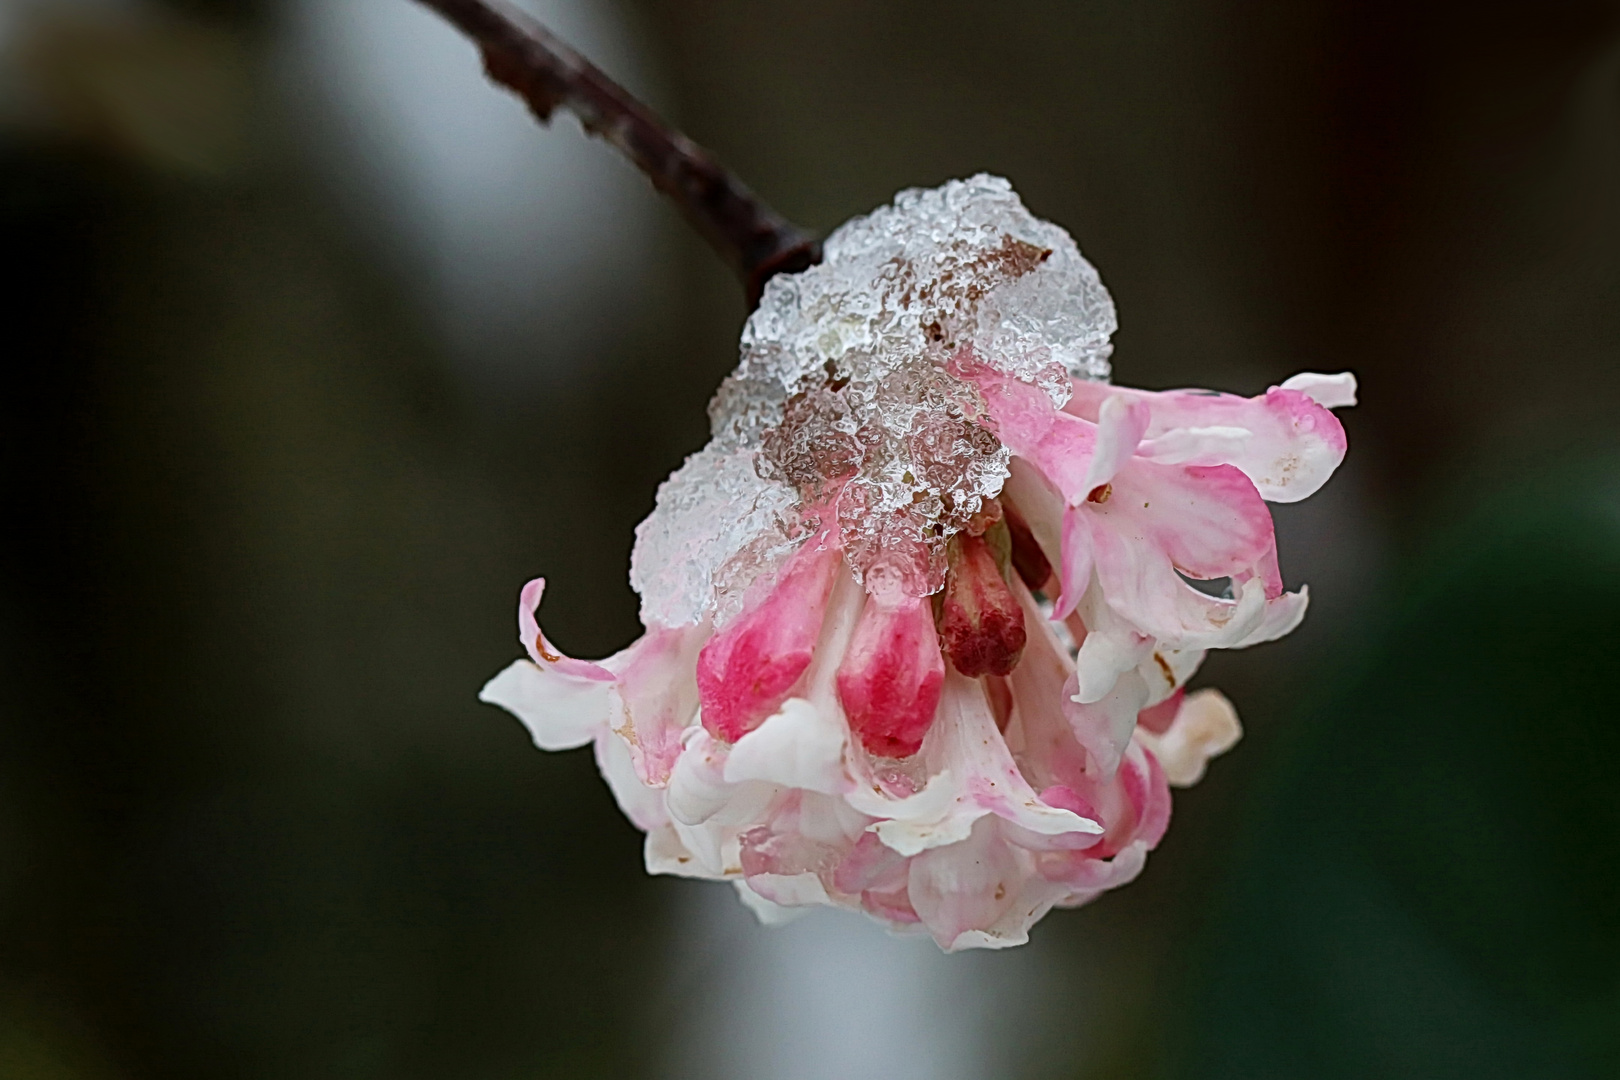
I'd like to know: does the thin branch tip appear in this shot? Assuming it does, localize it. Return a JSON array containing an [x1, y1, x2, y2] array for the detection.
[[412, 0, 820, 308]]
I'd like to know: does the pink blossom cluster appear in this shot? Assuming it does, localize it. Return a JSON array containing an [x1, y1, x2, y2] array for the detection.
[[481, 180, 1353, 950]]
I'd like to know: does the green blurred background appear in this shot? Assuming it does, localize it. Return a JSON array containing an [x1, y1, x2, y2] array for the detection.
[[2, 0, 1617, 1076]]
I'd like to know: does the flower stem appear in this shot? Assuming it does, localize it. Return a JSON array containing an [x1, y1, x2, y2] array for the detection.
[[411, 0, 821, 307]]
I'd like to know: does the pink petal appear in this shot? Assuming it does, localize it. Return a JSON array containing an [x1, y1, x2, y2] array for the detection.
[[906, 816, 1024, 949], [604, 624, 705, 786], [1066, 378, 1350, 502], [1081, 393, 1151, 492], [1105, 461, 1275, 581], [1136, 688, 1185, 735], [1086, 461, 1281, 644], [1053, 508, 1095, 619]]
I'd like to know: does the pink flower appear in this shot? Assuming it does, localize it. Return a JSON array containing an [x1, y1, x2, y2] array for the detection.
[[479, 176, 1354, 949]]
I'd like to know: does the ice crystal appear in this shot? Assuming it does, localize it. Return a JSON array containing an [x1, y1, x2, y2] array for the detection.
[[632, 175, 1117, 626]]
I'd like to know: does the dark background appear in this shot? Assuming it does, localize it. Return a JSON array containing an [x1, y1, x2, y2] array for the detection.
[[2, 0, 1617, 1076]]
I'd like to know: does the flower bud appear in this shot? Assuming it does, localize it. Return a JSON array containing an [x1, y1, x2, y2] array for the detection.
[[937, 532, 1027, 678], [836, 584, 946, 759], [696, 540, 842, 742]]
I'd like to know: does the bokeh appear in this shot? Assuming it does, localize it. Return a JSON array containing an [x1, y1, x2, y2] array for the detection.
[[2, 0, 1617, 1077]]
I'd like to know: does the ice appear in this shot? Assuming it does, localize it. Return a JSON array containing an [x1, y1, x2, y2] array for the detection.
[[632, 175, 1116, 625], [630, 443, 803, 629]]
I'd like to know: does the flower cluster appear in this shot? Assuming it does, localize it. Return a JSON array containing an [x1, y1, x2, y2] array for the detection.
[[482, 176, 1353, 949]]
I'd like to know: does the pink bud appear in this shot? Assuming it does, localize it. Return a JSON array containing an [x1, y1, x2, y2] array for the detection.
[[697, 540, 842, 742], [836, 588, 946, 758], [937, 533, 1027, 678]]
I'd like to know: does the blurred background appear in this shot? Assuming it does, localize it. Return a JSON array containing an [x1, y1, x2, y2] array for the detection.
[[2, 0, 1617, 1076]]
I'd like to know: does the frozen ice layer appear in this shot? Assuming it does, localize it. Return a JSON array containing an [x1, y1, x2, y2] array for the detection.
[[631, 175, 1117, 626], [630, 443, 801, 629]]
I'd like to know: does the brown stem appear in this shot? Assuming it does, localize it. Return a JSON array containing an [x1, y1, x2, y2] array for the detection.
[[411, 0, 821, 307]]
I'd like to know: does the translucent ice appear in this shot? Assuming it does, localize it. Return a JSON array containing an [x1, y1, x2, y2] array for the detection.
[[632, 175, 1117, 626]]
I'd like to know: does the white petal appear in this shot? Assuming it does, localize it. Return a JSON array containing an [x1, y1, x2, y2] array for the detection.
[[1280, 370, 1358, 408], [1135, 688, 1242, 787], [666, 730, 736, 826], [645, 826, 716, 879], [478, 659, 606, 751], [866, 771, 981, 857], [742, 871, 833, 908], [1137, 644, 1207, 706], [1230, 585, 1309, 649], [733, 879, 812, 925], [1068, 667, 1150, 780], [1081, 394, 1151, 492], [1135, 425, 1251, 465], [1073, 626, 1152, 704], [670, 815, 741, 877], [593, 731, 666, 832], [725, 697, 850, 795]]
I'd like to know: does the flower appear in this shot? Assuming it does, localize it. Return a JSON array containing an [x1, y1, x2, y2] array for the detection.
[[480, 176, 1354, 949]]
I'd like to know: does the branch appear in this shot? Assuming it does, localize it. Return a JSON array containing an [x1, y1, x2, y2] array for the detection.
[[412, 0, 821, 307]]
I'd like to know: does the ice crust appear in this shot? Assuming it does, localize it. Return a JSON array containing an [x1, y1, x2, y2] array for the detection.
[[631, 175, 1116, 628]]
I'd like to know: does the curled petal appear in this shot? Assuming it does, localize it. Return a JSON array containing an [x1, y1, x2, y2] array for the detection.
[[1135, 688, 1242, 787], [1103, 461, 1276, 582], [516, 578, 615, 681], [1235, 583, 1309, 647], [866, 662, 1104, 860], [1049, 841, 1150, 906], [741, 872, 832, 911], [1056, 740, 1171, 866], [1087, 463, 1280, 645], [734, 880, 815, 925], [860, 770, 977, 856], [666, 729, 736, 827]]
